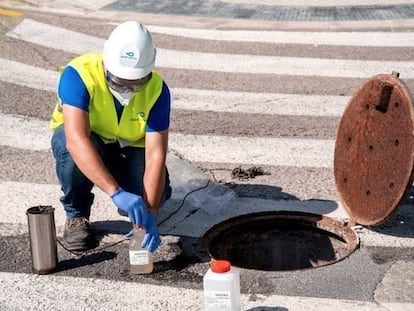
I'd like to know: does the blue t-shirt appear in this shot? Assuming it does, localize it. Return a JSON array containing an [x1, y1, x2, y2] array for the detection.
[[57, 66, 170, 132]]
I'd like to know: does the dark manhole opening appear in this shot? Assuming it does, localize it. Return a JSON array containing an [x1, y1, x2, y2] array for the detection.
[[202, 211, 359, 271]]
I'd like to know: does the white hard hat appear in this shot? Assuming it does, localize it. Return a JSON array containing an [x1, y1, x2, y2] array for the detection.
[[103, 21, 156, 80]]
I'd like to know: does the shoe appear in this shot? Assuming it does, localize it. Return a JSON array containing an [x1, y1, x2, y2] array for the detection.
[[117, 208, 128, 217], [63, 217, 98, 251]]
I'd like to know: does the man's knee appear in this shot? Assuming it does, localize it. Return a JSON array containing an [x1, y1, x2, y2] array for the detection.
[[51, 125, 67, 157]]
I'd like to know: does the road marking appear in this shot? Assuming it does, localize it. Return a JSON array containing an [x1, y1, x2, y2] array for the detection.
[[6, 18, 103, 54], [0, 7, 23, 17], [0, 181, 120, 227], [157, 49, 414, 78], [173, 88, 347, 117], [0, 113, 334, 167], [169, 133, 334, 168], [221, 0, 414, 6], [7, 19, 414, 78], [0, 58, 58, 92], [0, 113, 52, 151], [3, 271, 409, 310], [0, 58, 347, 117], [147, 25, 414, 47], [52, 0, 116, 10]]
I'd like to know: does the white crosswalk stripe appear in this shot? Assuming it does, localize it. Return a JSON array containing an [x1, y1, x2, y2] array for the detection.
[[0, 58, 58, 92], [0, 112, 335, 167], [147, 25, 414, 47], [0, 58, 349, 117], [3, 271, 403, 311], [7, 19, 414, 77]]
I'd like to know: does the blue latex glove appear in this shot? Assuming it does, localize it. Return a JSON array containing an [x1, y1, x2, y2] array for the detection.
[[141, 213, 161, 252], [110, 188, 148, 227]]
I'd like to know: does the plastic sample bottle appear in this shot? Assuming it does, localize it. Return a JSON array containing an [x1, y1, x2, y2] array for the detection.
[[128, 225, 153, 274], [203, 259, 240, 311]]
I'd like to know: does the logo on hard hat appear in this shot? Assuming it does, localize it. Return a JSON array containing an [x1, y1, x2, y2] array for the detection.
[[121, 51, 137, 60], [120, 46, 139, 66]]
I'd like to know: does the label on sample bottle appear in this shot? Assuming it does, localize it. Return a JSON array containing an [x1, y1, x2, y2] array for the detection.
[[129, 250, 149, 265], [204, 290, 231, 310]]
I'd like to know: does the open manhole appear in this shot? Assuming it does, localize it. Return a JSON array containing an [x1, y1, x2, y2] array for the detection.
[[202, 211, 359, 271]]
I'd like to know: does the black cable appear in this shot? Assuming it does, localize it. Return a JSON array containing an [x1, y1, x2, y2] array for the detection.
[[158, 179, 210, 227], [57, 235, 129, 257]]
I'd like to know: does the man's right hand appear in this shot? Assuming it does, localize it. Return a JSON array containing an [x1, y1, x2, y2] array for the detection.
[[110, 188, 148, 226]]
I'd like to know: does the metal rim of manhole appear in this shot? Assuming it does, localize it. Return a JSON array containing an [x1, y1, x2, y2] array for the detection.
[[202, 211, 359, 271]]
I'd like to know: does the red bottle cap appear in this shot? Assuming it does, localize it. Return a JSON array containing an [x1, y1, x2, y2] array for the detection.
[[210, 260, 231, 273]]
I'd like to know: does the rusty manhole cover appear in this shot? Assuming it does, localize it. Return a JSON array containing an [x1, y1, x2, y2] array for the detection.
[[202, 211, 359, 271], [334, 72, 414, 226]]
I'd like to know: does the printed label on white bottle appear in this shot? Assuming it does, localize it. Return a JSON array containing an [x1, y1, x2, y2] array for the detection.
[[129, 250, 149, 265], [204, 290, 231, 309]]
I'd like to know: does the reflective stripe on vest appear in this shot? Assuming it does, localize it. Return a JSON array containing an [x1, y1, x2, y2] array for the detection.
[[49, 53, 163, 148]]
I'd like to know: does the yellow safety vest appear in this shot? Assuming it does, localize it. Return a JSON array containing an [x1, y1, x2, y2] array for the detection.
[[50, 53, 163, 147]]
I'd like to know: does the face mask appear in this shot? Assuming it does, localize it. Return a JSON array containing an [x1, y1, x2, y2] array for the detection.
[[109, 87, 136, 106]]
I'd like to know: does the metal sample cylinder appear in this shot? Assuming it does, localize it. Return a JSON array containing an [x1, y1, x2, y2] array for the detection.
[[26, 205, 58, 274]]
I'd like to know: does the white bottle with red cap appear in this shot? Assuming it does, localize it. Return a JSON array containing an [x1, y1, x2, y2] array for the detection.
[[203, 259, 240, 311]]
